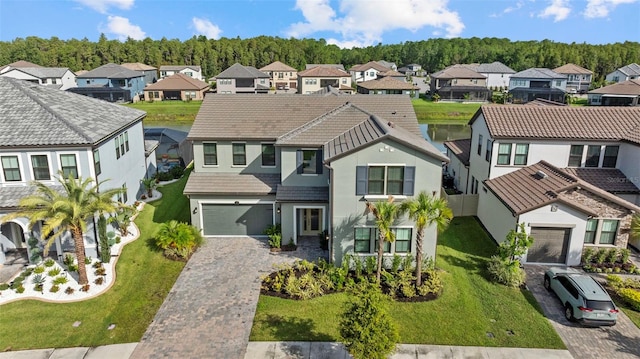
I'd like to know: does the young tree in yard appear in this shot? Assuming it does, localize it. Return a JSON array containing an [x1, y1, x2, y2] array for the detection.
[[1, 173, 124, 285], [488, 222, 534, 287], [632, 215, 640, 242], [365, 199, 401, 283], [339, 282, 399, 359], [140, 177, 157, 198], [400, 191, 453, 286]]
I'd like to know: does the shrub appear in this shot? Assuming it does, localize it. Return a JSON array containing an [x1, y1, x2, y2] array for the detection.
[[31, 274, 46, 285], [65, 287, 75, 295], [33, 265, 45, 274], [22, 268, 34, 277], [170, 166, 185, 179], [365, 256, 377, 276], [63, 254, 75, 266], [487, 255, 526, 288], [417, 269, 443, 296], [390, 255, 403, 273], [84, 256, 92, 265], [0, 283, 9, 291], [93, 261, 104, 269], [620, 248, 631, 264], [80, 284, 90, 292], [50, 285, 60, 293], [605, 248, 618, 264], [68, 264, 78, 272], [594, 248, 607, 264], [15, 285, 25, 294], [284, 272, 325, 300], [47, 267, 61, 277], [53, 276, 68, 285], [618, 288, 640, 311], [44, 258, 56, 267], [94, 277, 104, 285], [155, 220, 204, 260], [264, 223, 282, 249], [582, 247, 595, 264], [95, 267, 107, 276], [10, 278, 23, 289]]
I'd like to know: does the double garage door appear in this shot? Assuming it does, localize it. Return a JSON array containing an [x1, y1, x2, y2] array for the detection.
[[201, 204, 273, 236], [527, 227, 571, 264]]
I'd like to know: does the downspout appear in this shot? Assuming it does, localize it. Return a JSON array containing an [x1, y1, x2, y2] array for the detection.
[[325, 162, 335, 263]]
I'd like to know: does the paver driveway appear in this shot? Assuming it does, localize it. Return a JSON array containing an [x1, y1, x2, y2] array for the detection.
[[130, 236, 327, 359], [525, 265, 640, 359]]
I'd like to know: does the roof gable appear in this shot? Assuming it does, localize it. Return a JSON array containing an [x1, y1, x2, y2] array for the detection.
[[431, 66, 485, 79], [357, 77, 416, 90], [159, 65, 202, 72], [145, 73, 209, 90], [298, 66, 349, 77], [553, 63, 593, 75], [589, 79, 640, 95], [512, 68, 566, 79], [618, 63, 640, 76], [475, 62, 516, 74], [259, 61, 297, 72], [350, 61, 390, 72], [5, 67, 71, 79], [216, 63, 269, 79], [77, 63, 144, 79], [121, 62, 157, 71]]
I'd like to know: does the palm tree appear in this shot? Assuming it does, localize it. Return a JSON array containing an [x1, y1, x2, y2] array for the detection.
[[400, 191, 452, 286], [1, 173, 124, 285], [365, 199, 401, 283]]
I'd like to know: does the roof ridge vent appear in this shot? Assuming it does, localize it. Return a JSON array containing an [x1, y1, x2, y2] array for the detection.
[[536, 170, 548, 179]]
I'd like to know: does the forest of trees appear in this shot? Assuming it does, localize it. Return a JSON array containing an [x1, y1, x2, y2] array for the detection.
[[1, 35, 639, 87]]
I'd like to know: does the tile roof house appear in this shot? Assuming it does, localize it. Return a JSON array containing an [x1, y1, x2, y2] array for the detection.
[[0, 77, 149, 264], [509, 68, 567, 104], [297, 66, 353, 94], [215, 63, 270, 94], [305, 64, 345, 71], [144, 73, 210, 101], [259, 61, 298, 91], [356, 76, 418, 96], [473, 62, 516, 89], [448, 105, 640, 265], [184, 94, 448, 265], [159, 65, 203, 81], [588, 79, 640, 106], [606, 63, 640, 84], [553, 63, 593, 94], [0, 67, 76, 90], [349, 61, 393, 83], [430, 65, 491, 102], [121, 62, 158, 85], [0, 60, 42, 74], [70, 63, 146, 103], [397, 64, 426, 77]]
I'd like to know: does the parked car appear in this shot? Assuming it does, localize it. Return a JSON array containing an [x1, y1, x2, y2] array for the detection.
[[544, 267, 618, 326]]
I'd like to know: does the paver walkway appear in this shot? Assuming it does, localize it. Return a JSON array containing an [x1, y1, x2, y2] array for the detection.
[[525, 265, 640, 359], [130, 236, 327, 359]]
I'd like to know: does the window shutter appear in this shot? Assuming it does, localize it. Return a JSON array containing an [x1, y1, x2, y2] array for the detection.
[[296, 150, 303, 174], [403, 166, 415, 196], [316, 149, 323, 174], [356, 166, 368, 195]]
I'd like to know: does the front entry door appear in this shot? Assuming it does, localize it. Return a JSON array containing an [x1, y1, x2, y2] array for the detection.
[[301, 208, 322, 236]]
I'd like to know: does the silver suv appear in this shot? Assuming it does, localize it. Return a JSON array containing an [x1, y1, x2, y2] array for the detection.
[[544, 267, 618, 326]]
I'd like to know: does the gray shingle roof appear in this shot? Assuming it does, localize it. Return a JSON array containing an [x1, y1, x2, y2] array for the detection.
[[350, 61, 390, 72], [589, 79, 640, 95], [77, 63, 144, 79], [618, 63, 640, 77], [216, 63, 269, 79], [475, 62, 516, 74], [6, 67, 71, 78], [562, 167, 640, 194], [183, 172, 280, 195], [0, 185, 64, 209], [275, 185, 329, 202], [431, 66, 485, 79], [159, 65, 202, 72], [0, 77, 145, 147], [511, 68, 566, 79]]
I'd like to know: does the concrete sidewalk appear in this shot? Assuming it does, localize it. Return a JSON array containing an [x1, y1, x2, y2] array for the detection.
[[0, 342, 573, 359]]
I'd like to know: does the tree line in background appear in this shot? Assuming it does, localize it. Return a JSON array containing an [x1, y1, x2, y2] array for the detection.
[[1, 35, 639, 87]]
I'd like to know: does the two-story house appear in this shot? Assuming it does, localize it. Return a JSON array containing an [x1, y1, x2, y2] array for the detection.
[[0, 67, 77, 90], [554, 63, 593, 94], [473, 62, 516, 90], [0, 77, 149, 264], [183, 94, 448, 265], [509, 68, 567, 104], [71, 63, 146, 103], [605, 63, 640, 84], [159, 65, 204, 81], [397, 64, 425, 77], [349, 61, 393, 83], [588, 79, 640, 106], [0, 60, 42, 74], [215, 63, 270, 94], [356, 76, 418, 96], [430, 65, 490, 101], [446, 105, 640, 265], [144, 73, 210, 101], [297, 66, 353, 94], [259, 61, 298, 91], [121, 62, 158, 85]]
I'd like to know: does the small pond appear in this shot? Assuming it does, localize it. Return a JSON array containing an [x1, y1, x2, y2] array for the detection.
[[420, 123, 471, 153]]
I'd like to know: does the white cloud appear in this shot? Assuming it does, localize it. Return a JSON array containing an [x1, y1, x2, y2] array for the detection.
[[192, 17, 223, 39], [286, 0, 464, 48], [74, 0, 134, 14], [103, 16, 146, 41], [584, 0, 638, 18], [538, 0, 571, 21]]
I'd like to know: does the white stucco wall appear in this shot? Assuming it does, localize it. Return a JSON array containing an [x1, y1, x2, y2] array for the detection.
[[476, 187, 517, 244], [483, 73, 511, 89], [444, 149, 469, 193], [468, 115, 492, 192], [618, 143, 640, 191], [192, 140, 280, 175]]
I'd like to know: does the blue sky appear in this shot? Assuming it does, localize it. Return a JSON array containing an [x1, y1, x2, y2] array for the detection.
[[0, 0, 638, 47]]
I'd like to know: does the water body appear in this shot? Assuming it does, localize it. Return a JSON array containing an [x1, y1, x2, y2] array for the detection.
[[420, 123, 471, 153]]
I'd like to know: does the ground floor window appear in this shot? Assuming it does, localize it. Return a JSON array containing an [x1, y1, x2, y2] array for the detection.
[[583, 218, 619, 245], [353, 227, 413, 254]]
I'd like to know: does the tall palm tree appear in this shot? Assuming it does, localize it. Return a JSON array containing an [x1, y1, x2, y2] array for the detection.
[[1, 173, 123, 285], [400, 191, 452, 286], [365, 199, 401, 283]]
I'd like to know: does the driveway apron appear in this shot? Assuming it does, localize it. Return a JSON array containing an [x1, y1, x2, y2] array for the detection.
[[131, 237, 321, 359], [525, 265, 640, 359]]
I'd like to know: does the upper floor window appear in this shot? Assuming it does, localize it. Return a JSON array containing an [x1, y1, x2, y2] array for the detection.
[[342, 78, 347, 84], [304, 79, 318, 85], [1, 156, 21, 181], [497, 143, 512, 165], [585, 145, 601, 167], [93, 150, 101, 176], [60, 154, 78, 179], [115, 136, 121, 159], [485, 139, 491, 162], [297, 149, 322, 174], [568, 145, 583, 167], [356, 165, 415, 196], [218, 79, 232, 85], [185, 72, 193, 77], [555, 80, 562, 86], [232, 143, 246, 166], [602, 146, 619, 168], [512, 79, 526, 87], [514, 144, 529, 166], [261, 144, 276, 167], [31, 155, 50, 180], [203, 143, 218, 166], [477, 134, 483, 155], [369, 71, 375, 77]]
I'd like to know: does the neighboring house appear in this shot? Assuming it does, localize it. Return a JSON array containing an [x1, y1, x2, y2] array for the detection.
[[121, 62, 158, 85], [305, 64, 345, 71], [377, 60, 397, 71], [474, 62, 516, 89], [588, 79, 640, 106], [297, 66, 353, 94], [144, 73, 210, 101], [183, 94, 448, 265], [430, 65, 490, 101], [508, 68, 567, 104], [605, 63, 640, 84], [377, 70, 406, 82], [554, 63, 593, 94], [71, 63, 146, 103], [397, 64, 426, 77], [443, 138, 470, 193], [259, 61, 298, 91], [446, 105, 640, 265], [0, 67, 76, 90], [356, 76, 418, 96], [159, 65, 203, 81], [0, 60, 42, 74], [0, 77, 148, 264], [215, 63, 270, 94], [349, 61, 393, 83]]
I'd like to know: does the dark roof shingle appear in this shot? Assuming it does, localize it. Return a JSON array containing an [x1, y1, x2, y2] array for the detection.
[[443, 138, 471, 166]]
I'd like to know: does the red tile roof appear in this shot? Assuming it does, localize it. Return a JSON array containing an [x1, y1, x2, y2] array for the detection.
[[144, 73, 209, 90]]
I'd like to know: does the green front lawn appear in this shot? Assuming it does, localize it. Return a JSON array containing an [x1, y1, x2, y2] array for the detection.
[[0, 174, 190, 350], [124, 101, 201, 124], [412, 99, 481, 124], [250, 217, 565, 349]]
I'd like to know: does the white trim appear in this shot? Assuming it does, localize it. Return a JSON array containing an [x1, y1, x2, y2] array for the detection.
[[293, 205, 326, 245], [26, 152, 54, 184], [364, 195, 407, 201], [202, 142, 219, 167], [0, 152, 26, 184]]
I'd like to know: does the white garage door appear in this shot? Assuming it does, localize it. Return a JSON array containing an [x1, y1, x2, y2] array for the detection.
[[201, 204, 273, 236]]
